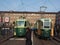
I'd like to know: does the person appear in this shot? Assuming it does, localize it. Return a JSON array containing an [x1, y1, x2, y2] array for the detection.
[[25, 27, 32, 45], [1, 24, 6, 38], [56, 26, 60, 37]]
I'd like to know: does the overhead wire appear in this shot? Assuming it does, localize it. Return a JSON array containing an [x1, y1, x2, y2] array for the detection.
[[20, 0, 58, 12], [40, 0, 47, 12], [40, 0, 58, 12], [20, 0, 25, 11], [47, 0, 58, 11]]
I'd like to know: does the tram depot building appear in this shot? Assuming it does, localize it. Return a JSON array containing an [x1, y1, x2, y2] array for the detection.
[[0, 11, 60, 36]]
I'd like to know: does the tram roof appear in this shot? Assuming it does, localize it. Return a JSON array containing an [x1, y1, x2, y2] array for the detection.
[[16, 19, 27, 21], [40, 18, 51, 22]]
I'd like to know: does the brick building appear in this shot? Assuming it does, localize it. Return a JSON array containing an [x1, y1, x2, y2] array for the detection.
[[0, 11, 57, 27]]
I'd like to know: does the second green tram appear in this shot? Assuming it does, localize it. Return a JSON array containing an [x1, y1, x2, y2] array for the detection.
[[34, 18, 51, 38], [14, 19, 30, 37]]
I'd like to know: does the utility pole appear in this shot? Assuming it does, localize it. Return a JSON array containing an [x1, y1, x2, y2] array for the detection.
[[40, 6, 47, 12], [40, 6, 47, 18]]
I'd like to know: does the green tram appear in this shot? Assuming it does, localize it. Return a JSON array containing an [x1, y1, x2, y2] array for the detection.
[[34, 18, 51, 38], [14, 18, 30, 37]]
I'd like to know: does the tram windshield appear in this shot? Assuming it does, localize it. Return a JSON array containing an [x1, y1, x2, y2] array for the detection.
[[44, 21, 50, 28], [16, 21, 25, 26]]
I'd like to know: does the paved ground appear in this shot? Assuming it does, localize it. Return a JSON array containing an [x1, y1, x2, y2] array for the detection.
[[33, 32, 60, 45], [0, 31, 60, 45], [1, 38, 26, 45]]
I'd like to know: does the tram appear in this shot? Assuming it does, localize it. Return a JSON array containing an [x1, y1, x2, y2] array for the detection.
[[14, 18, 30, 37], [34, 18, 51, 38]]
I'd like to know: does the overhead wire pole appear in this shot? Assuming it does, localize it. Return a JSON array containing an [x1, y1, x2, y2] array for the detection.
[[40, 6, 47, 12], [40, 0, 57, 12], [39, 0, 47, 18], [40, 6, 47, 18], [20, 0, 25, 17]]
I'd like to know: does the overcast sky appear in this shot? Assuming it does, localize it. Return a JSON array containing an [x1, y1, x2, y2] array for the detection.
[[0, 0, 60, 12]]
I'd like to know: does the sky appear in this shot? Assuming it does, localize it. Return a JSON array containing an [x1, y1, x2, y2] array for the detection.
[[0, 0, 60, 12]]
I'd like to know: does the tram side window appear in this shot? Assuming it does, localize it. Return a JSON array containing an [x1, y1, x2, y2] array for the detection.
[[34, 23, 37, 28], [25, 21, 27, 26], [25, 21, 30, 27]]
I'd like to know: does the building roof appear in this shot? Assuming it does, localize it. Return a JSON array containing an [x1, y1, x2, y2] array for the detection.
[[0, 11, 58, 14]]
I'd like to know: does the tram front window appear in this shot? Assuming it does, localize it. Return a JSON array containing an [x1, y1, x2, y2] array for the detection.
[[44, 21, 50, 28], [16, 21, 25, 26], [44, 26, 49, 28]]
